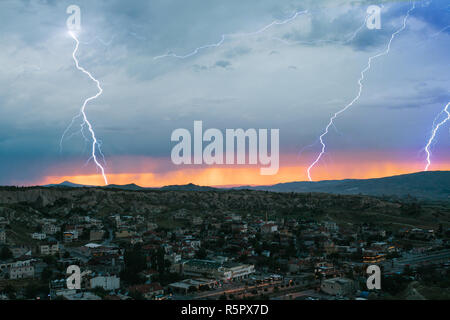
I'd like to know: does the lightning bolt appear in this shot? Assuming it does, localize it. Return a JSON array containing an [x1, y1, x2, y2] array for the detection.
[[424, 101, 450, 171], [62, 31, 108, 185], [154, 10, 308, 60], [306, 1, 416, 181]]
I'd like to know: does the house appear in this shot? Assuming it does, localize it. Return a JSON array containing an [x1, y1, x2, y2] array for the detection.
[[147, 222, 158, 231], [115, 230, 133, 239], [10, 245, 32, 258], [63, 231, 78, 243], [9, 260, 35, 279], [261, 223, 278, 234], [164, 253, 182, 264], [232, 223, 248, 233], [140, 269, 159, 282], [324, 221, 339, 233], [192, 216, 203, 226], [90, 230, 105, 242], [32, 233, 47, 241], [321, 278, 356, 296], [90, 275, 120, 291], [324, 241, 337, 254], [43, 224, 61, 235], [40, 243, 60, 256]]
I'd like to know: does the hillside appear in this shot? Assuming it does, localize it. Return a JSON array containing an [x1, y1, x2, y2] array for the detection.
[[43, 171, 450, 201], [239, 171, 450, 201], [0, 186, 449, 230]]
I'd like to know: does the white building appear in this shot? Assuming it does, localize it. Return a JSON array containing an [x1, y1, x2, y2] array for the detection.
[[10, 265, 34, 279], [182, 259, 255, 281], [32, 233, 47, 240], [90, 275, 120, 291], [226, 263, 255, 281], [6, 259, 36, 280], [261, 223, 278, 234], [43, 224, 61, 235], [321, 278, 356, 296], [40, 243, 60, 256], [165, 253, 182, 264]]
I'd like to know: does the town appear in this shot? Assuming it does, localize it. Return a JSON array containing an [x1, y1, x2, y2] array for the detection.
[[0, 186, 449, 300]]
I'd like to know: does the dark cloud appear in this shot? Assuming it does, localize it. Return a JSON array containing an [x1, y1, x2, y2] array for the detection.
[[214, 60, 231, 69], [0, 0, 448, 184]]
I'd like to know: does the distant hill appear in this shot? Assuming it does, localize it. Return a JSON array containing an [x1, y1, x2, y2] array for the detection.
[[44, 181, 216, 192], [105, 183, 147, 191], [43, 181, 95, 188], [42, 171, 450, 200], [237, 171, 450, 201], [160, 183, 217, 192]]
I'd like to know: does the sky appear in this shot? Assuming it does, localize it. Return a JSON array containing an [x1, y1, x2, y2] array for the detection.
[[0, 0, 449, 187]]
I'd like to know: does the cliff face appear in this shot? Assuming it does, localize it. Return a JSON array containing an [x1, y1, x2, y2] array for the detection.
[[0, 187, 446, 229], [0, 188, 74, 206], [0, 186, 400, 215]]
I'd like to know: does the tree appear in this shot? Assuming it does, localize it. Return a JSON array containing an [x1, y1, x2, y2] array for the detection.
[[3, 285, 16, 300], [0, 246, 13, 260], [41, 267, 53, 282], [24, 283, 48, 299], [195, 248, 207, 260], [120, 247, 146, 285], [43, 255, 57, 266]]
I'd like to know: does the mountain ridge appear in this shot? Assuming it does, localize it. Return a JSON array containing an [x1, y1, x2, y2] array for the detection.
[[41, 171, 450, 200]]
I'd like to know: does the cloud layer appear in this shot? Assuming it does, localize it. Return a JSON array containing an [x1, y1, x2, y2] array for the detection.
[[0, 0, 449, 185]]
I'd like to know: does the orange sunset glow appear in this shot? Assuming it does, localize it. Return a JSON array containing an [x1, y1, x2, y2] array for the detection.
[[38, 154, 450, 187]]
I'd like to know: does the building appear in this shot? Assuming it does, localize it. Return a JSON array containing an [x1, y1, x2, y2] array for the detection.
[[225, 263, 255, 281], [40, 243, 60, 256], [31, 233, 47, 240], [90, 275, 120, 291], [362, 249, 387, 264], [43, 224, 60, 235], [324, 221, 339, 233], [115, 230, 133, 239], [63, 231, 78, 243], [182, 259, 230, 280], [169, 279, 218, 295], [261, 223, 278, 234], [147, 222, 158, 231], [9, 260, 35, 279], [192, 216, 203, 226], [182, 259, 255, 281], [321, 278, 356, 296], [165, 253, 182, 264], [10, 245, 31, 258], [232, 223, 248, 233], [90, 230, 105, 242]]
